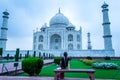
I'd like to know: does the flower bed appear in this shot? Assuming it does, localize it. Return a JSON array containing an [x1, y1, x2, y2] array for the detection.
[[92, 62, 118, 69], [80, 59, 96, 66]]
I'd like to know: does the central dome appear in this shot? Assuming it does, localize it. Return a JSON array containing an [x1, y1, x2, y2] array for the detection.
[[50, 10, 69, 27]]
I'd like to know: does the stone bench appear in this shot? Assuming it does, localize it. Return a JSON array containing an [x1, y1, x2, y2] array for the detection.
[[54, 69, 95, 80]]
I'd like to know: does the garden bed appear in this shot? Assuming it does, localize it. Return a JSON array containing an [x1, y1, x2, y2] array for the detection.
[[18, 60, 120, 79]]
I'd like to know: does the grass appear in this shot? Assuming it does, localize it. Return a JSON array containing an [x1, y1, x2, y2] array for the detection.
[[19, 59, 120, 79], [0, 59, 22, 64]]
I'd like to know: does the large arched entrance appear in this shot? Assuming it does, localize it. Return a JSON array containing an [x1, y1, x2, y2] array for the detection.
[[50, 34, 61, 50]]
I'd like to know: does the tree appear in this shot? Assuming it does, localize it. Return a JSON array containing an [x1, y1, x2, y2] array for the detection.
[[15, 48, 20, 61], [51, 54, 54, 59], [49, 53, 51, 59], [25, 54, 27, 58], [46, 53, 48, 59], [33, 51, 36, 57], [0, 48, 3, 57], [43, 53, 45, 59], [20, 53, 22, 59], [26, 50, 29, 58], [39, 52, 41, 58], [7, 54, 9, 61]]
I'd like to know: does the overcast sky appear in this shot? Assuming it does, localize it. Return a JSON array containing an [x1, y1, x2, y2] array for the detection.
[[0, 0, 119, 56]]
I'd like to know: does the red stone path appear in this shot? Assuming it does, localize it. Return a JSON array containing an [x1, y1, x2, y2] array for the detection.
[[0, 76, 115, 80], [0, 59, 53, 74]]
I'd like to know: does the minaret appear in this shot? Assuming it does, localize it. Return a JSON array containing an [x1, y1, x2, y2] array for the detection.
[[79, 27, 82, 49], [101, 2, 113, 50], [87, 32, 92, 50], [0, 10, 9, 50]]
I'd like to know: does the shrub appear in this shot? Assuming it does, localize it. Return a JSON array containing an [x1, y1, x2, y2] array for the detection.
[[54, 57, 61, 65], [9, 56, 14, 59], [82, 59, 96, 66], [22, 57, 43, 76], [86, 56, 92, 60], [104, 56, 111, 60], [92, 62, 118, 69]]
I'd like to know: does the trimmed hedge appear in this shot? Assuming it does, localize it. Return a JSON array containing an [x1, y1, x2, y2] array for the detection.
[[54, 57, 61, 65], [22, 57, 43, 76], [104, 56, 111, 60], [86, 56, 92, 60]]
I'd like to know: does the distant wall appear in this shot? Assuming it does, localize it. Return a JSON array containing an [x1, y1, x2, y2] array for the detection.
[[3, 50, 33, 56], [3, 49, 115, 57]]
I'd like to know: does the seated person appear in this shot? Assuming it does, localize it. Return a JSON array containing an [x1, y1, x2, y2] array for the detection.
[[60, 52, 70, 79]]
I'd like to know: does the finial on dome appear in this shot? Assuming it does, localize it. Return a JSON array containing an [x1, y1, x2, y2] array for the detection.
[[44, 23, 47, 26], [5, 9, 8, 12], [104, 1, 106, 4], [103, 1, 108, 5], [59, 8, 61, 13], [78, 26, 82, 32], [36, 28, 38, 31], [33, 29, 35, 33], [80, 26, 82, 30]]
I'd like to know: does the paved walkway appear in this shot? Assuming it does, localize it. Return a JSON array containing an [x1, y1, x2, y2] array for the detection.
[[0, 76, 115, 80], [0, 59, 53, 74]]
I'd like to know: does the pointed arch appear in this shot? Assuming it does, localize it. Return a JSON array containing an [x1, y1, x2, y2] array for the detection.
[[68, 34, 73, 41], [34, 36, 36, 42], [39, 35, 44, 42], [77, 35, 80, 42], [68, 43, 73, 50], [50, 34, 61, 50], [77, 44, 80, 50], [38, 44, 43, 50]]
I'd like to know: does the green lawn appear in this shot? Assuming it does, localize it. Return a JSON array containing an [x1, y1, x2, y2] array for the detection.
[[19, 59, 120, 79]]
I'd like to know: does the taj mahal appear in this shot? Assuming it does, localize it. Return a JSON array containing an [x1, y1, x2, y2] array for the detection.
[[33, 9, 82, 51], [0, 2, 115, 57]]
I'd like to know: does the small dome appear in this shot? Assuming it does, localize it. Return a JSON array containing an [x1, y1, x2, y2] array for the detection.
[[40, 23, 47, 31], [41, 23, 47, 28], [67, 23, 75, 28], [50, 10, 69, 27], [66, 23, 75, 30]]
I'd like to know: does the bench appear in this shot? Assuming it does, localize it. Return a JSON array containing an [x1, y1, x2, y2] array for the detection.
[[54, 69, 95, 80]]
